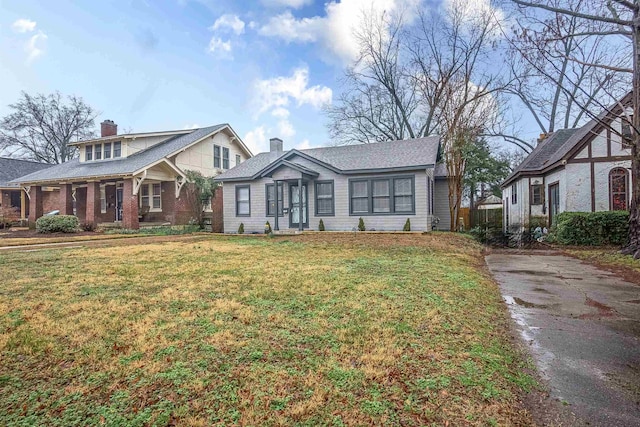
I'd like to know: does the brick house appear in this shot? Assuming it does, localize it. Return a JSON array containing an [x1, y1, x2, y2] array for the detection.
[[13, 121, 252, 229], [0, 158, 51, 221]]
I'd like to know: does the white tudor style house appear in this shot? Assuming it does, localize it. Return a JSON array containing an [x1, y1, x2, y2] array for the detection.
[[502, 94, 633, 231], [13, 120, 252, 229], [214, 136, 452, 233]]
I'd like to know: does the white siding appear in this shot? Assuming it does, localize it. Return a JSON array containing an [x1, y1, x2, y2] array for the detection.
[[175, 132, 247, 177], [433, 179, 451, 231], [565, 163, 592, 212]]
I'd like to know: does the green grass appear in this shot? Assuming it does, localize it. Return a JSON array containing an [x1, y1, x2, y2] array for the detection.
[[0, 233, 533, 426]]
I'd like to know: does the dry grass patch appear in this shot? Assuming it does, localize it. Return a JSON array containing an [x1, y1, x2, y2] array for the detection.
[[0, 233, 534, 426]]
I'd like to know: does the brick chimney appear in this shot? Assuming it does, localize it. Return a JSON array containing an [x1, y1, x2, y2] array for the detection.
[[270, 137, 283, 152], [101, 120, 117, 137]]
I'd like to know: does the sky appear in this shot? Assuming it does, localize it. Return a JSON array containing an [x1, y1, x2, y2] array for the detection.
[[0, 0, 541, 157]]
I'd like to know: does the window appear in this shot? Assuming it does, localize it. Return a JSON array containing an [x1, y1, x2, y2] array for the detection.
[[530, 184, 543, 205], [214, 145, 221, 168], [141, 184, 150, 208], [349, 176, 415, 215], [223, 147, 230, 169], [113, 141, 121, 158], [315, 181, 334, 216], [86, 145, 93, 161], [350, 180, 369, 214], [152, 183, 161, 210], [95, 144, 102, 160], [100, 186, 107, 214], [266, 183, 284, 216], [511, 183, 517, 204], [610, 168, 629, 211], [394, 178, 413, 212], [236, 154, 241, 166], [104, 142, 111, 159], [622, 116, 633, 148], [372, 180, 391, 213], [236, 185, 250, 216]]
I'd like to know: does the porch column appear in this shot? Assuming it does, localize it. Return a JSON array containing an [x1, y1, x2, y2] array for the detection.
[[59, 184, 74, 215], [86, 182, 100, 227], [28, 185, 43, 224], [20, 190, 26, 220], [122, 178, 139, 230], [298, 177, 303, 231], [274, 180, 279, 231]]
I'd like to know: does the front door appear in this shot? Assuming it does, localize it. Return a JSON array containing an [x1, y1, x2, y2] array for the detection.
[[549, 183, 560, 226], [115, 187, 123, 221], [289, 184, 308, 228]]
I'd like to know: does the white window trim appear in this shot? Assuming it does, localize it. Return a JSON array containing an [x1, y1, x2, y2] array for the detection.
[[99, 185, 107, 214], [139, 182, 162, 212]]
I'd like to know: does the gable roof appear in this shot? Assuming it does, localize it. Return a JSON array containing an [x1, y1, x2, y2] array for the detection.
[[502, 93, 632, 188], [13, 124, 231, 185], [0, 158, 52, 188], [215, 136, 441, 181]]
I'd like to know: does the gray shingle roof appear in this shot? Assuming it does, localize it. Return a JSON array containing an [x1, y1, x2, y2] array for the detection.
[[0, 158, 52, 188], [216, 136, 441, 181], [12, 124, 227, 184]]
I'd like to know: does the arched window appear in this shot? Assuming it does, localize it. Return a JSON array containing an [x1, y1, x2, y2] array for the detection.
[[609, 168, 629, 211]]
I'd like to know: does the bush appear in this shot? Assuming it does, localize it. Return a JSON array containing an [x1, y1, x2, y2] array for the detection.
[[403, 218, 411, 232], [358, 217, 366, 231], [80, 222, 96, 232], [36, 215, 79, 233], [553, 211, 629, 246], [318, 219, 325, 231], [238, 223, 245, 234], [528, 215, 548, 229]]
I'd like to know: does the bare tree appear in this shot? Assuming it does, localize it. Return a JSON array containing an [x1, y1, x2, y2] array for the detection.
[[506, 0, 630, 134], [509, 0, 640, 256], [0, 92, 97, 164]]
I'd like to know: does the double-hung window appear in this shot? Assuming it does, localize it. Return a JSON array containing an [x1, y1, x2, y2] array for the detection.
[[350, 180, 369, 214], [86, 145, 93, 161], [511, 183, 518, 204], [113, 141, 122, 158], [140, 183, 162, 211], [349, 176, 415, 215], [141, 184, 150, 208], [100, 185, 107, 214], [95, 144, 102, 160], [104, 142, 112, 159], [266, 183, 283, 216], [214, 145, 221, 168], [152, 183, 161, 210], [236, 154, 241, 166], [223, 147, 230, 169], [236, 185, 250, 216], [530, 184, 543, 205], [315, 181, 334, 216]]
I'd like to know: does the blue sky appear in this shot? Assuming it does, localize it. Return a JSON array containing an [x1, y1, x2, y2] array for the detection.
[[0, 0, 373, 154]]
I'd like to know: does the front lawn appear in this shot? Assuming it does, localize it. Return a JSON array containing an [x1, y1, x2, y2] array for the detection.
[[0, 233, 533, 426]]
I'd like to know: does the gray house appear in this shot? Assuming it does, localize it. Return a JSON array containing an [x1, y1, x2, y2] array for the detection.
[[214, 136, 451, 233]]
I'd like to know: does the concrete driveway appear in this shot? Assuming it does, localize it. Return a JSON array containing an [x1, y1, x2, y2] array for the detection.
[[486, 252, 640, 426]]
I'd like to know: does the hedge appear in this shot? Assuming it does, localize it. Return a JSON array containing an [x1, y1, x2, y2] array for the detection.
[[36, 215, 80, 233], [553, 211, 628, 246]]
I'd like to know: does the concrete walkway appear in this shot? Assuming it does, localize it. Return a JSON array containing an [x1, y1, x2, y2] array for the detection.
[[486, 253, 640, 426]]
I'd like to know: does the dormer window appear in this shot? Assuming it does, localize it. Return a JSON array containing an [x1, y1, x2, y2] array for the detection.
[[95, 144, 102, 160], [104, 142, 112, 159], [114, 141, 121, 158], [86, 145, 93, 161]]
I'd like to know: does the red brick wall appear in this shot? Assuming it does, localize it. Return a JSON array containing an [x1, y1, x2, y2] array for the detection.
[[75, 188, 87, 221], [42, 190, 58, 214]]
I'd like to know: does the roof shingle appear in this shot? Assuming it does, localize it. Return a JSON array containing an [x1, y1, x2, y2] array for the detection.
[[0, 158, 52, 188]]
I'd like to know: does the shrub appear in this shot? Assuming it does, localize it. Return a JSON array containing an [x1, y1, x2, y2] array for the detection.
[[403, 218, 411, 232], [0, 206, 20, 229], [553, 211, 629, 246], [358, 217, 366, 231], [265, 221, 272, 234], [318, 219, 325, 231], [80, 222, 96, 232], [528, 215, 548, 229], [238, 223, 245, 234], [36, 215, 79, 233]]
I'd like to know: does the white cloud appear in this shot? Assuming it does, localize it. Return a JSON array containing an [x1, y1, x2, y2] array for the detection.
[[253, 66, 332, 117], [244, 126, 268, 154], [259, 0, 421, 64], [261, 0, 313, 8], [277, 118, 296, 139], [271, 107, 290, 119], [296, 139, 321, 150], [208, 37, 232, 55], [444, 0, 506, 36], [26, 31, 47, 63], [12, 18, 36, 33], [184, 124, 200, 129], [211, 14, 245, 35]]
